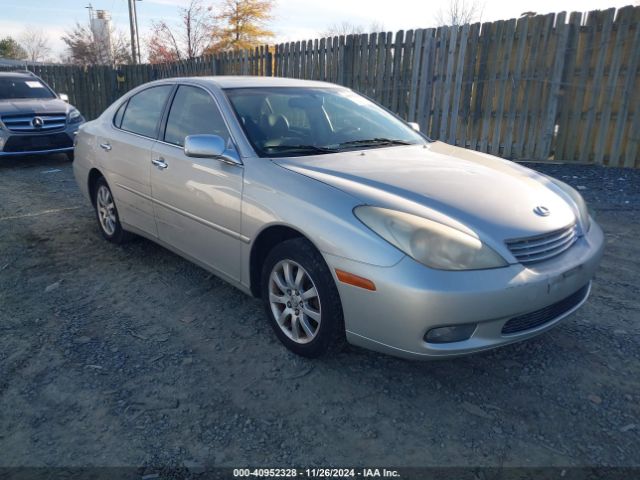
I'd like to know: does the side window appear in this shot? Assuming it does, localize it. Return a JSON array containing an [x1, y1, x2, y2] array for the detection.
[[113, 101, 127, 128], [120, 85, 173, 138], [164, 85, 230, 147]]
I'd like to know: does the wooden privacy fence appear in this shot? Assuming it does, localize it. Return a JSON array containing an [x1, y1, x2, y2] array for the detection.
[[3, 6, 639, 167]]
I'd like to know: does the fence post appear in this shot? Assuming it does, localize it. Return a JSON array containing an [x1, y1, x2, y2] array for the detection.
[[266, 45, 273, 76]]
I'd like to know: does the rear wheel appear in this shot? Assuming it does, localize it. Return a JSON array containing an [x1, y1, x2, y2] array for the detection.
[[93, 176, 132, 244], [261, 238, 345, 358]]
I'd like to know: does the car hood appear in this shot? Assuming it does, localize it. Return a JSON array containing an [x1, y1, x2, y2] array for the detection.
[[273, 141, 577, 244], [0, 98, 69, 116]]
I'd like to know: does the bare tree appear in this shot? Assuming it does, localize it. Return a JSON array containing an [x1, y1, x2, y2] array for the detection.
[[62, 22, 131, 65], [148, 0, 215, 62], [434, 0, 484, 26], [19, 27, 52, 63], [320, 21, 386, 38]]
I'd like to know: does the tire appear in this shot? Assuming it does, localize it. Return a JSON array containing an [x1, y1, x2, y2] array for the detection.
[[66, 151, 74, 162], [93, 176, 132, 244], [261, 237, 345, 358]]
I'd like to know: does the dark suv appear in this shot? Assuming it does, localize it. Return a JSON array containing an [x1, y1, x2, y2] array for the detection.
[[0, 71, 84, 160]]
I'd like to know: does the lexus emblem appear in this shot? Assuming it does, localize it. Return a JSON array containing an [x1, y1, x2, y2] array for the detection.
[[31, 116, 44, 129], [533, 205, 551, 217]]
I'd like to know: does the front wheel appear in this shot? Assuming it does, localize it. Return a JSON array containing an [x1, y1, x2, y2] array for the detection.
[[261, 238, 345, 358]]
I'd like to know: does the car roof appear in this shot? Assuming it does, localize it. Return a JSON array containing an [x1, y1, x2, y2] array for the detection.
[[0, 71, 36, 78], [178, 75, 344, 89]]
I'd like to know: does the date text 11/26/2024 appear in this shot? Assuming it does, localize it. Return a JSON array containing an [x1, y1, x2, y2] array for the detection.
[[233, 468, 400, 478]]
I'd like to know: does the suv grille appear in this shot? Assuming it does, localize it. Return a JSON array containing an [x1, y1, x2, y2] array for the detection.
[[506, 223, 578, 265], [2, 133, 73, 153], [1, 113, 67, 132], [501, 283, 590, 335]]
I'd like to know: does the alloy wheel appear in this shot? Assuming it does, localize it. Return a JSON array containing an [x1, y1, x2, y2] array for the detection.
[[268, 259, 322, 344]]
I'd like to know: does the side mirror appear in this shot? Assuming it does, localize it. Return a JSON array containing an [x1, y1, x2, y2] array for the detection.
[[408, 122, 420, 132], [59, 93, 69, 102], [184, 134, 241, 165]]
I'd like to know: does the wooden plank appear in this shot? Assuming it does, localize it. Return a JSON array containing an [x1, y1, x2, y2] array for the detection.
[[553, 12, 582, 160], [490, 18, 516, 155], [611, 9, 640, 166], [513, 15, 544, 157], [366, 33, 378, 97], [535, 12, 569, 159], [430, 26, 448, 139], [564, 12, 597, 162], [381, 32, 394, 107], [458, 22, 480, 149], [439, 26, 458, 140], [416, 29, 436, 133], [390, 30, 405, 113], [479, 21, 502, 152], [407, 29, 424, 122], [576, 8, 616, 163], [398, 30, 413, 119], [468, 22, 491, 149], [374, 32, 388, 102], [343, 35, 355, 88], [449, 23, 469, 144], [500, 17, 529, 157], [593, 7, 632, 164], [526, 13, 555, 159], [334, 36, 342, 85]]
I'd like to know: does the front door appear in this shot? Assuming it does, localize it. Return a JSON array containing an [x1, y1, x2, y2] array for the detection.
[[150, 85, 243, 281]]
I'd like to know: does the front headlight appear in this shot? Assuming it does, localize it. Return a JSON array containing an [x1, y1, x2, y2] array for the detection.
[[354, 206, 508, 270], [548, 177, 591, 232], [68, 108, 83, 124]]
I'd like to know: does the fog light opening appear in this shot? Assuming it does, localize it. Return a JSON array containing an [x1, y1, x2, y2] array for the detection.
[[424, 324, 477, 344]]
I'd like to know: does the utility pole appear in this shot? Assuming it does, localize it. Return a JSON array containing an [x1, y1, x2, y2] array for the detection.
[[127, 0, 139, 64], [133, 0, 141, 63]]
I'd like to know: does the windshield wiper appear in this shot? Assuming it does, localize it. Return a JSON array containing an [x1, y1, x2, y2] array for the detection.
[[336, 138, 415, 149], [263, 144, 338, 154]]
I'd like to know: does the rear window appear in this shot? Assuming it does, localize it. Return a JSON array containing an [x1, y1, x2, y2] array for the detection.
[[0, 77, 55, 100], [120, 85, 173, 138]]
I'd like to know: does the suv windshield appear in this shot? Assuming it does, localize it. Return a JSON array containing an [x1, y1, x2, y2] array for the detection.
[[224, 87, 427, 157], [0, 77, 55, 100]]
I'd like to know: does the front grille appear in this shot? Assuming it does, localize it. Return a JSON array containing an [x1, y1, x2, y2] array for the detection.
[[506, 223, 578, 265], [1, 113, 67, 132], [501, 283, 590, 335], [3, 133, 73, 153]]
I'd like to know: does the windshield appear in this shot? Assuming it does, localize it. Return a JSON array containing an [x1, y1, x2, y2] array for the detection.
[[224, 87, 427, 157], [0, 77, 55, 100]]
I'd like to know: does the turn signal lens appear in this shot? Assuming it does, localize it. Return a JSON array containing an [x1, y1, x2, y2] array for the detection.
[[335, 269, 376, 291]]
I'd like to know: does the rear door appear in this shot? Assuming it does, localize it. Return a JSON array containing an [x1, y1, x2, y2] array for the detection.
[[150, 84, 244, 281], [98, 84, 174, 238]]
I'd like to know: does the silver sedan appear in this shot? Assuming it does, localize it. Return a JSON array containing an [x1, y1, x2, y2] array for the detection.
[[73, 76, 604, 359]]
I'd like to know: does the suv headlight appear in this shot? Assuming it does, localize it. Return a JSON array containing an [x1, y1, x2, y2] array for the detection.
[[547, 177, 591, 233], [68, 107, 83, 124], [354, 206, 508, 270]]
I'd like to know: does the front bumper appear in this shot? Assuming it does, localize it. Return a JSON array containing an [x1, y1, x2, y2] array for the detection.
[[325, 219, 604, 359], [0, 124, 81, 157]]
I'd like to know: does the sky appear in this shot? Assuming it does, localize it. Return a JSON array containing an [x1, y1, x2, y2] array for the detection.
[[0, 0, 637, 61]]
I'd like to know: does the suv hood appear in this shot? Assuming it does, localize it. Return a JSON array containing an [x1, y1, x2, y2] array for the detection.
[[0, 98, 69, 116], [273, 142, 577, 243]]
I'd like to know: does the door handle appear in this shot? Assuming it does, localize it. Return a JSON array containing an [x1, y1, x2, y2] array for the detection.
[[152, 158, 168, 170], [99, 143, 112, 151]]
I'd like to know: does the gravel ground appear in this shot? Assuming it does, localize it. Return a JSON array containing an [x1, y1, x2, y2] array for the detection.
[[0, 155, 639, 473]]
